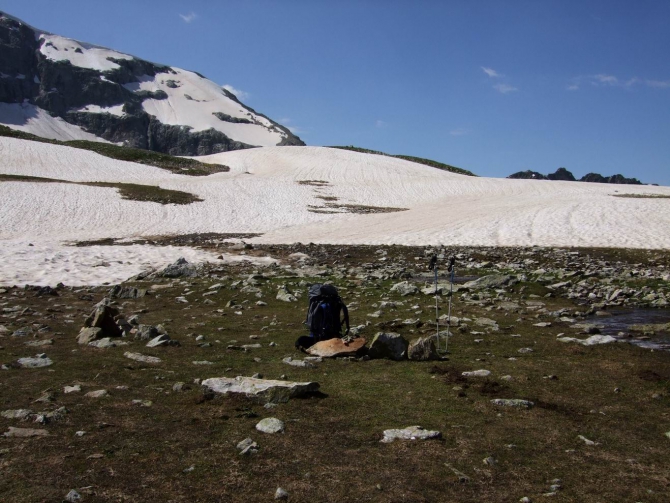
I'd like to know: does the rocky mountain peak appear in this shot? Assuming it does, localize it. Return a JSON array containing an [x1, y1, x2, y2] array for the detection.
[[0, 11, 304, 155]]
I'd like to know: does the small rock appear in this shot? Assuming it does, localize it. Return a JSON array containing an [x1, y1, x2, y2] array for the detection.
[[124, 352, 161, 364], [1, 409, 33, 420], [64, 489, 81, 502], [17, 355, 53, 368], [85, 390, 108, 398], [3, 426, 49, 438], [491, 399, 534, 408], [577, 434, 598, 446], [381, 425, 441, 443], [462, 369, 491, 377], [275, 487, 289, 500], [256, 417, 285, 434]]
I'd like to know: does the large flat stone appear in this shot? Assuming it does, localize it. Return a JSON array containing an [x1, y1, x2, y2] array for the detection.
[[307, 338, 367, 358], [4, 426, 49, 438], [124, 352, 162, 364], [381, 425, 442, 443], [202, 376, 319, 403]]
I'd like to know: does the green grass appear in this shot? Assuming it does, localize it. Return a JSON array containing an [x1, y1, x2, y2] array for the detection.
[[0, 125, 229, 176], [329, 145, 477, 176], [0, 245, 669, 502], [0, 174, 202, 205]]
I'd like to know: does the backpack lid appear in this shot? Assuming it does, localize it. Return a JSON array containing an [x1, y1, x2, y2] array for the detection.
[[308, 283, 339, 301]]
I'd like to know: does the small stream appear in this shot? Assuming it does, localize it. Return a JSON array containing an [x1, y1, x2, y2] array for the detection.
[[586, 308, 670, 350]]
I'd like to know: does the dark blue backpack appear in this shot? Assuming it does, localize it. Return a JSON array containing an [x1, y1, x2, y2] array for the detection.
[[300, 284, 349, 347]]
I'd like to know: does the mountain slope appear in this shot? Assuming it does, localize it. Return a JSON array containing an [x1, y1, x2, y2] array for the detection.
[[0, 11, 304, 154]]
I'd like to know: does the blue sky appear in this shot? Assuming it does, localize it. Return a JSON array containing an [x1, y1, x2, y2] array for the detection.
[[3, 0, 669, 185]]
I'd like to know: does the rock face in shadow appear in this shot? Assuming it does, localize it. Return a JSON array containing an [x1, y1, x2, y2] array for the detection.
[[0, 12, 305, 154], [508, 168, 643, 185]]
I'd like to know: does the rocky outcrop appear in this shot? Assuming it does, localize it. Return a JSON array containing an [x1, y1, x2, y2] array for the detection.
[[0, 12, 305, 154], [508, 166, 643, 185], [368, 332, 408, 360], [508, 170, 547, 180], [547, 168, 576, 181], [580, 173, 642, 185]]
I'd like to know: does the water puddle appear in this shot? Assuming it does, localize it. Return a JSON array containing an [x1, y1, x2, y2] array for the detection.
[[588, 308, 670, 350]]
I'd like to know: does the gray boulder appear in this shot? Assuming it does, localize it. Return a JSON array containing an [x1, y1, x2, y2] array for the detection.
[[408, 337, 439, 361], [256, 417, 285, 434], [146, 334, 172, 347], [135, 324, 159, 341], [368, 332, 408, 360], [276, 285, 297, 302], [158, 258, 200, 278], [109, 285, 147, 299], [390, 281, 418, 296], [462, 274, 516, 290]]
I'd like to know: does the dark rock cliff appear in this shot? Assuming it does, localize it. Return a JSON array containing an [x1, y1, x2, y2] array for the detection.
[[0, 12, 305, 155]]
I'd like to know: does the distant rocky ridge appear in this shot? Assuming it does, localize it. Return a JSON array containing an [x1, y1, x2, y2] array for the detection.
[[508, 167, 642, 185], [0, 11, 304, 155]]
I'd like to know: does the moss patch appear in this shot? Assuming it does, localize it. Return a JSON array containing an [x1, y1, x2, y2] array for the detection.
[[0, 125, 229, 176], [0, 174, 202, 205]]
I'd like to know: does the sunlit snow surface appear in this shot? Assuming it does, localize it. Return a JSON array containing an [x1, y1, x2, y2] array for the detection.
[[0, 103, 110, 142], [1, 137, 669, 285]]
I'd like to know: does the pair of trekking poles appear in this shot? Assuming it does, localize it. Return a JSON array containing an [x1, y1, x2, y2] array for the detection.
[[429, 254, 456, 354]]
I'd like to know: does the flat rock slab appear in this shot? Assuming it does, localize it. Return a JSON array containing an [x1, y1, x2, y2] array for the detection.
[[381, 425, 441, 443], [4, 426, 49, 438], [462, 369, 491, 377], [202, 376, 319, 404], [282, 357, 316, 368], [124, 352, 161, 364], [256, 417, 285, 434], [491, 399, 535, 409], [17, 356, 53, 368], [1, 409, 33, 420], [557, 335, 616, 346], [307, 338, 367, 358]]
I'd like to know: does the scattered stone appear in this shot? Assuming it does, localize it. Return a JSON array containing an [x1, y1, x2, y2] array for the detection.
[[275, 487, 289, 500], [132, 399, 152, 407], [1, 409, 33, 420], [256, 417, 285, 434], [533, 322, 551, 327], [517, 347, 534, 354], [557, 335, 616, 346], [577, 434, 598, 446], [135, 324, 159, 341], [17, 355, 53, 368], [64, 489, 81, 502], [124, 352, 162, 364], [368, 332, 408, 360], [381, 425, 441, 443], [408, 336, 439, 361], [445, 462, 470, 483], [88, 337, 128, 348], [81, 302, 122, 340], [276, 285, 297, 302], [85, 390, 108, 398], [282, 357, 316, 368], [202, 376, 319, 403], [390, 281, 418, 296], [462, 274, 516, 290], [24, 339, 54, 347], [64, 385, 81, 394], [77, 327, 103, 345], [237, 437, 259, 455], [462, 369, 491, 377], [109, 285, 147, 299], [146, 334, 173, 347], [491, 399, 534, 408], [173, 382, 188, 392], [307, 337, 367, 358], [483, 456, 496, 466], [192, 361, 214, 365], [157, 257, 201, 278], [3, 426, 48, 438]]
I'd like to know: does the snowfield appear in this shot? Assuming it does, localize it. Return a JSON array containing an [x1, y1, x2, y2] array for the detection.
[[0, 103, 111, 142], [1, 136, 669, 285]]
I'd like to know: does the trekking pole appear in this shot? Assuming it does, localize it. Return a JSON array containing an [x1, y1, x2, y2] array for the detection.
[[429, 255, 439, 351], [444, 256, 456, 354]]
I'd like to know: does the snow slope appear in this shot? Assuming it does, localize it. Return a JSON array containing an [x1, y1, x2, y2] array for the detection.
[[0, 103, 111, 142], [1, 137, 669, 284]]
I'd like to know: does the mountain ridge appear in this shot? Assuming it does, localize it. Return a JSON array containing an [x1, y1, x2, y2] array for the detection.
[[0, 11, 304, 155]]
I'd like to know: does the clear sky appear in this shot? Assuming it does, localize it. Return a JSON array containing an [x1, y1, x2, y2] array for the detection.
[[2, 0, 669, 185]]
